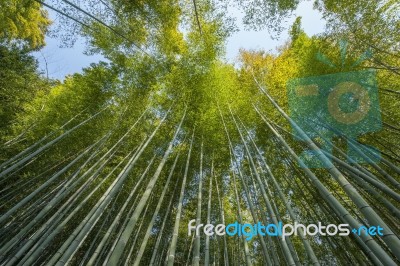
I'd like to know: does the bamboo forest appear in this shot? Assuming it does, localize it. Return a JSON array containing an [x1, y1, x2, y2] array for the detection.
[[0, 0, 399, 265]]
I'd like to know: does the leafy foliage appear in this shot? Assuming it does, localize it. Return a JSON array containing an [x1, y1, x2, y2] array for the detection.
[[0, 0, 51, 49], [0, 0, 399, 265]]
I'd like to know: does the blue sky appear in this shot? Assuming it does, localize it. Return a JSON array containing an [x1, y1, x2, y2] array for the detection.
[[33, 1, 325, 80]]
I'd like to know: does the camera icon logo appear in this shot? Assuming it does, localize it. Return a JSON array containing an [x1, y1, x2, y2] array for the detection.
[[287, 68, 382, 168]]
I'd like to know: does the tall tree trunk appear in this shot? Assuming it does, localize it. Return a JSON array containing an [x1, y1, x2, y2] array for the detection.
[[232, 169, 253, 266], [326, 151, 400, 203], [148, 165, 180, 265], [18, 150, 134, 266], [0, 108, 88, 170], [0, 133, 111, 260], [126, 195, 153, 263], [133, 153, 180, 266], [228, 106, 296, 266], [7, 147, 117, 266], [0, 140, 97, 225], [186, 233, 195, 266], [254, 82, 400, 260], [0, 108, 107, 179], [167, 129, 195, 266], [255, 107, 396, 265], [46, 107, 173, 265], [87, 153, 158, 265], [193, 139, 203, 266], [219, 106, 273, 265], [106, 108, 186, 265], [213, 164, 230, 266], [204, 158, 213, 266], [237, 115, 320, 266]]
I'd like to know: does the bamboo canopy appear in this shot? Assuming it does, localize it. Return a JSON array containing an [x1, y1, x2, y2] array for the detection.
[[0, 0, 399, 265]]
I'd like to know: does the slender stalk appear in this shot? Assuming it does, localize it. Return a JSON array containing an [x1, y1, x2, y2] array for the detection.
[[186, 233, 195, 266], [133, 153, 180, 266], [106, 108, 186, 265], [0, 133, 110, 260], [87, 154, 158, 265], [204, 158, 213, 266], [0, 108, 87, 170], [0, 108, 107, 179], [19, 149, 135, 266], [237, 115, 320, 266], [254, 81, 400, 260], [148, 164, 180, 265], [125, 195, 153, 263], [255, 106, 396, 265], [324, 151, 400, 202], [213, 165, 229, 266], [218, 106, 272, 265], [193, 139, 203, 266], [47, 106, 172, 265], [9, 147, 118, 266], [228, 106, 295, 266], [0, 142, 97, 225], [232, 169, 253, 266], [167, 129, 195, 266]]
